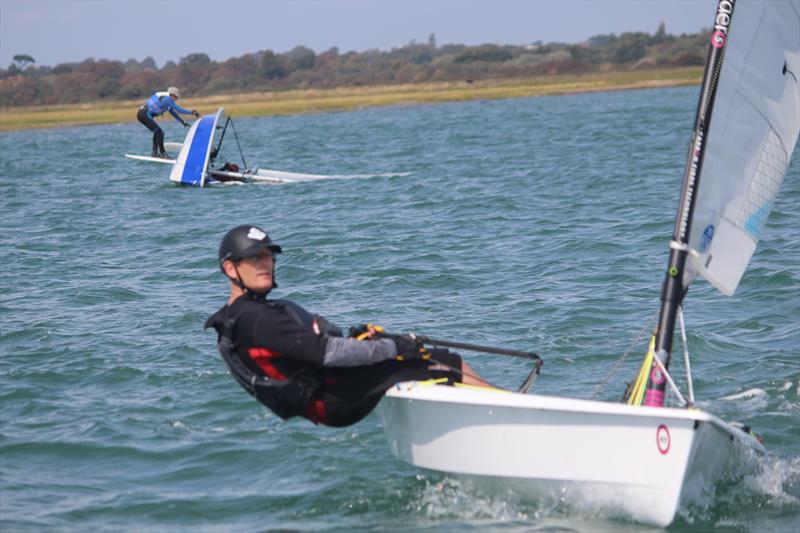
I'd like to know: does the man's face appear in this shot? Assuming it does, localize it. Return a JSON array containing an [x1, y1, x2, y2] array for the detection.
[[225, 250, 275, 293]]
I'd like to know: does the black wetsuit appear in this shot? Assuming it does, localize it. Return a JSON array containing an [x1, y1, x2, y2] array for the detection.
[[205, 293, 462, 427], [137, 105, 165, 156]]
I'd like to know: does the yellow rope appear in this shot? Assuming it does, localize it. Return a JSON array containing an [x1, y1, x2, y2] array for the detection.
[[627, 335, 655, 406]]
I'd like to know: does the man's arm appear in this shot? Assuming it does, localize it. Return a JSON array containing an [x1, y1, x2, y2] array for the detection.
[[169, 100, 194, 115], [249, 311, 405, 368], [247, 306, 430, 367], [322, 337, 397, 367], [168, 108, 187, 124]]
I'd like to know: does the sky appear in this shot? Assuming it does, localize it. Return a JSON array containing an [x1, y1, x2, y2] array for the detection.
[[0, 0, 718, 69]]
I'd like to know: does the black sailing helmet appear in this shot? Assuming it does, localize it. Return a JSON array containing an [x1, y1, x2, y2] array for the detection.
[[218, 225, 282, 288]]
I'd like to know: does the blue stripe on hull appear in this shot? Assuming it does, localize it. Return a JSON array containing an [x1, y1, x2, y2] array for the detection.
[[179, 115, 215, 186]]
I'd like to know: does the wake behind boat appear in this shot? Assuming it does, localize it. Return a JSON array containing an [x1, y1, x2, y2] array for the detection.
[[377, 0, 799, 527], [125, 108, 336, 187]]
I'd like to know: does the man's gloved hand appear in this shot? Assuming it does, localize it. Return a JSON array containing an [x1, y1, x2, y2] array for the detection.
[[348, 323, 385, 340], [192, 110, 200, 117], [393, 334, 431, 361]]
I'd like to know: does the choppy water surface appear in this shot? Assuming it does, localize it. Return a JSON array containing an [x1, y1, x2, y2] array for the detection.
[[1, 86, 798, 532]]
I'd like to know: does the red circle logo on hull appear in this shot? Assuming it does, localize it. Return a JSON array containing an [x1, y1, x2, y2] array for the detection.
[[657, 424, 671, 455]]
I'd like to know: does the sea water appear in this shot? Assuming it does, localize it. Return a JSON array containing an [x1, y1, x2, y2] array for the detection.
[[1, 86, 798, 532]]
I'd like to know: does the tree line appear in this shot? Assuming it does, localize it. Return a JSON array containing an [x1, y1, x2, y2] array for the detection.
[[0, 26, 709, 107]]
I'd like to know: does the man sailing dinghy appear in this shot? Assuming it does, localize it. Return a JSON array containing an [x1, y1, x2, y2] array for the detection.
[[376, 0, 799, 526]]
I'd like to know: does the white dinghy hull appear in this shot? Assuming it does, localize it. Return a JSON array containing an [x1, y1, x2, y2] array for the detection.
[[377, 382, 761, 526], [207, 167, 332, 185]]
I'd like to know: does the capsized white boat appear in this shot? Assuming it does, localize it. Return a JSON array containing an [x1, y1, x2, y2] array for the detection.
[[376, 0, 799, 527], [125, 107, 335, 187]]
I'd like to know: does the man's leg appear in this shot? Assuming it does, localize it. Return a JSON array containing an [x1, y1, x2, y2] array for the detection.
[[461, 360, 492, 387], [137, 107, 163, 157], [153, 127, 166, 157]]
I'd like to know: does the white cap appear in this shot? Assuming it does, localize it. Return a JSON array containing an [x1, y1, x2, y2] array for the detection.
[[167, 86, 180, 98]]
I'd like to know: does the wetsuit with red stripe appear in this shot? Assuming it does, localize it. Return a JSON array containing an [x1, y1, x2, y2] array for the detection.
[[205, 293, 462, 427]]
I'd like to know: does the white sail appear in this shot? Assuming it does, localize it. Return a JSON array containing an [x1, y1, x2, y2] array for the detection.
[[686, 0, 800, 295]]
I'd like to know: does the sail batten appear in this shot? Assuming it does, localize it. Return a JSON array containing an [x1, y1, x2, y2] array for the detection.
[[685, 0, 800, 295]]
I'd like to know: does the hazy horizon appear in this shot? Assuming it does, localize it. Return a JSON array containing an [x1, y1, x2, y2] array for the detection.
[[1, 0, 718, 69]]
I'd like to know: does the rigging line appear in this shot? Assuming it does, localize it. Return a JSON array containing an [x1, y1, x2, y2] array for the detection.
[[592, 310, 658, 400], [229, 119, 248, 170], [215, 117, 231, 157], [650, 350, 688, 407], [677, 306, 695, 406]]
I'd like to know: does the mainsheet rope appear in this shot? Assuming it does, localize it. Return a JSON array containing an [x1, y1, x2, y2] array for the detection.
[[591, 310, 658, 400]]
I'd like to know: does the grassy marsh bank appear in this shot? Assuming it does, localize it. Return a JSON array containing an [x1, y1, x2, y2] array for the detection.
[[0, 67, 701, 132]]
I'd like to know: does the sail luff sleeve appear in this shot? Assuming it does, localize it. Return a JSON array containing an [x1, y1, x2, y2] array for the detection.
[[645, 0, 737, 407]]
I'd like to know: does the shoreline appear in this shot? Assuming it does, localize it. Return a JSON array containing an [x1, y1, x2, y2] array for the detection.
[[0, 67, 702, 133]]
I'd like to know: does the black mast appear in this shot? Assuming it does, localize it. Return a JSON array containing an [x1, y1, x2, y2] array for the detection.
[[644, 0, 737, 407]]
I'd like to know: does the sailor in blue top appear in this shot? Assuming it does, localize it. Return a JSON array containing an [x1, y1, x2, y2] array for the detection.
[[136, 86, 199, 158]]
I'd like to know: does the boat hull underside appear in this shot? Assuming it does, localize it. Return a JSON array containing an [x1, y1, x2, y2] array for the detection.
[[376, 383, 759, 527]]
